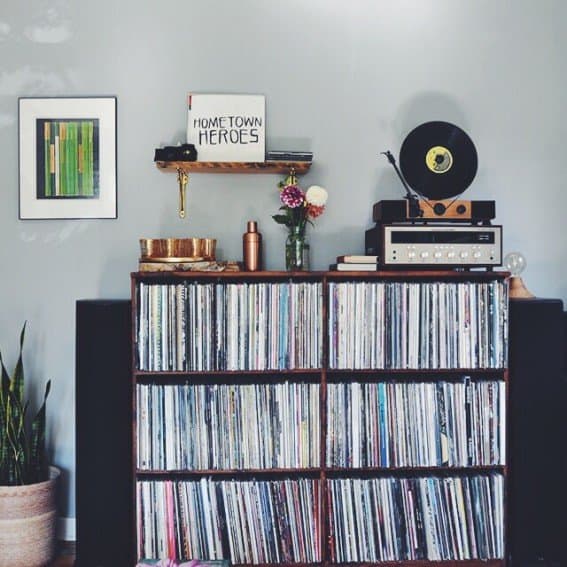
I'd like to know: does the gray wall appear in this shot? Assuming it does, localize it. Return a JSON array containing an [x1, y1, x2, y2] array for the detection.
[[0, 0, 564, 520]]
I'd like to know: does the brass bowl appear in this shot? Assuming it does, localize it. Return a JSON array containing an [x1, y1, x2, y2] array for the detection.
[[140, 238, 216, 261]]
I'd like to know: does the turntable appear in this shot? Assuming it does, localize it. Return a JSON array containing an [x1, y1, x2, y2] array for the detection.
[[366, 121, 502, 268]]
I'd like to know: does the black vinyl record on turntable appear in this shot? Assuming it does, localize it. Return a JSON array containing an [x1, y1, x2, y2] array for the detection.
[[399, 121, 478, 200]]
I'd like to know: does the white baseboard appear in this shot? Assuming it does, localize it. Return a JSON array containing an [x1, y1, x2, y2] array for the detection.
[[57, 516, 76, 541]]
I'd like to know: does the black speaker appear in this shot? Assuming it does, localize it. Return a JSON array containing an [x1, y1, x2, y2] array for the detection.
[[76, 300, 133, 567], [509, 298, 565, 567], [372, 200, 408, 223]]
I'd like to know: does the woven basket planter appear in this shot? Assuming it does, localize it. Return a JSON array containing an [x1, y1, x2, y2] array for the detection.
[[0, 466, 59, 567]]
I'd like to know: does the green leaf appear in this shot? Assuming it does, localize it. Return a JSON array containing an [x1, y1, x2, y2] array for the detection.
[[5, 388, 27, 484], [11, 322, 26, 404], [0, 324, 50, 485], [29, 380, 51, 484], [0, 389, 7, 484], [272, 214, 291, 226], [0, 352, 11, 396], [0, 350, 11, 484]]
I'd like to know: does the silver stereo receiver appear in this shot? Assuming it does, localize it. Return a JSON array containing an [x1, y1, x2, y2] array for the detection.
[[366, 224, 502, 267]]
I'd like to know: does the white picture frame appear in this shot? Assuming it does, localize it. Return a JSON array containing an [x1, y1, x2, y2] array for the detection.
[[19, 96, 117, 219]]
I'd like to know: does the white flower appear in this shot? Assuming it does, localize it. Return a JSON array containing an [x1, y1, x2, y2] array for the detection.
[[305, 185, 328, 206]]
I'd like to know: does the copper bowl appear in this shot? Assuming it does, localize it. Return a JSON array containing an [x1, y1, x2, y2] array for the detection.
[[140, 238, 216, 261]]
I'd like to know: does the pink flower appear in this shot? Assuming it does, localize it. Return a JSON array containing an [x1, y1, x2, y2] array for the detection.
[[308, 204, 325, 218], [280, 185, 305, 208]]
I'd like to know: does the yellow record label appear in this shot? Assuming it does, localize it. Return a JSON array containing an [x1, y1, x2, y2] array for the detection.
[[425, 146, 453, 174]]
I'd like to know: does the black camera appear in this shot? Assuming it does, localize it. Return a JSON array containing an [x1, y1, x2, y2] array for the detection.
[[154, 143, 197, 162]]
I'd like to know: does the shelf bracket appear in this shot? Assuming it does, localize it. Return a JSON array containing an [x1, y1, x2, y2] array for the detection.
[[282, 167, 298, 187], [176, 168, 189, 219]]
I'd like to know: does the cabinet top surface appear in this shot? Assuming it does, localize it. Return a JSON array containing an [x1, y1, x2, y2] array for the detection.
[[132, 269, 510, 280]]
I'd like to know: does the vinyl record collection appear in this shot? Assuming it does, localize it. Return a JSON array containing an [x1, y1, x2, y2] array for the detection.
[[133, 271, 509, 566], [326, 379, 505, 468], [137, 479, 224, 561], [137, 478, 321, 564], [328, 280, 508, 369], [137, 382, 320, 470], [136, 281, 323, 371], [328, 474, 504, 562], [219, 478, 321, 564]]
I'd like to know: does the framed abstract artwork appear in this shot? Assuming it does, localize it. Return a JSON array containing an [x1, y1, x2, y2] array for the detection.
[[18, 96, 117, 219]]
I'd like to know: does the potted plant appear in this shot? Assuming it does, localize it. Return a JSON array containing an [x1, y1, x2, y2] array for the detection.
[[0, 323, 57, 567]]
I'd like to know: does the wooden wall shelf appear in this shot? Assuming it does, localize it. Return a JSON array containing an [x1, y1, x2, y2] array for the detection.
[[155, 160, 312, 174]]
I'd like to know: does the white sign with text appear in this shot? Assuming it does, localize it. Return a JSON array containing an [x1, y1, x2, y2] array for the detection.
[[187, 94, 265, 162]]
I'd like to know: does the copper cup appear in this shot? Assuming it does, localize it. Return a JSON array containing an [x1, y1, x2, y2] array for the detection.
[[140, 238, 167, 258], [185, 237, 200, 258], [202, 238, 217, 260], [172, 238, 189, 258], [164, 239, 175, 257], [140, 237, 216, 260], [139, 238, 150, 258]]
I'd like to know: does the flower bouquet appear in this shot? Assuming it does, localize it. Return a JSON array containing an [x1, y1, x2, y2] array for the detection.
[[272, 174, 328, 271]]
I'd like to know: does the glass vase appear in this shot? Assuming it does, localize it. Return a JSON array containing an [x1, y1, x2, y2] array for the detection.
[[285, 227, 310, 271]]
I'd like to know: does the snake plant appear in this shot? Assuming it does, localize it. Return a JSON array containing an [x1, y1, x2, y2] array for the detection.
[[0, 323, 51, 485]]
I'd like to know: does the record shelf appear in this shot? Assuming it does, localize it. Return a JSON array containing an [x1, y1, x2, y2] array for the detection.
[[131, 270, 509, 566]]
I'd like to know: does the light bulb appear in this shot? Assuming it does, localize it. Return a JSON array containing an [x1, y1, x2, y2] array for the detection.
[[503, 252, 526, 277], [504, 251, 535, 298]]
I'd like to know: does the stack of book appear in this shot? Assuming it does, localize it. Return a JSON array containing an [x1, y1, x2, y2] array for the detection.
[[331, 255, 378, 271], [265, 150, 313, 162]]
